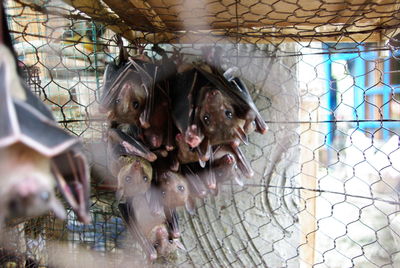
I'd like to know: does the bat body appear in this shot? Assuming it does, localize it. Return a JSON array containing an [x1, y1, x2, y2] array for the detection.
[[0, 12, 91, 224], [115, 155, 152, 202], [119, 195, 183, 261]]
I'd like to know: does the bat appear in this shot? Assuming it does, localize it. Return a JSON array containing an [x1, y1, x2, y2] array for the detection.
[[0, 13, 91, 224], [157, 170, 196, 238], [101, 35, 158, 128], [197, 47, 268, 135], [118, 194, 185, 261], [115, 155, 153, 202]]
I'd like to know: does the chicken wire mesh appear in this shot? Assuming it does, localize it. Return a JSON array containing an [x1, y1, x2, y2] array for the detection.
[[2, 0, 400, 267]]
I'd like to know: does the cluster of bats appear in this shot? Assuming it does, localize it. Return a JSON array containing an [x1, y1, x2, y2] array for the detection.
[[101, 38, 268, 261], [0, 4, 90, 233]]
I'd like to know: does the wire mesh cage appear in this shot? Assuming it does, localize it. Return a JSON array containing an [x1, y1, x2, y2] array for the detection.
[[3, 0, 400, 267]]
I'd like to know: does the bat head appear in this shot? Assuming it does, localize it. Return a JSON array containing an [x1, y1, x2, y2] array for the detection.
[[0, 144, 66, 221], [116, 156, 152, 201], [159, 171, 190, 209], [150, 225, 185, 260], [6, 176, 66, 220], [198, 88, 242, 145], [109, 74, 147, 125]]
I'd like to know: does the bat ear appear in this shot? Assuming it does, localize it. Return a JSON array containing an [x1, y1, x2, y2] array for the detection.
[[185, 197, 196, 215], [173, 239, 186, 251], [50, 198, 67, 220]]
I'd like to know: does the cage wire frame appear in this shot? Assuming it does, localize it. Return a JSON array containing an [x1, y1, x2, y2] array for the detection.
[[3, 0, 400, 267]]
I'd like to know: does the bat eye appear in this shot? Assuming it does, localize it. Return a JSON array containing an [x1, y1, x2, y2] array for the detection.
[[162, 191, 166, 197], [177, 185, 185, 192], [115, 99, 120, 104], [168, 239, 174, 244], [143, 176, 148, 182], [125, 176, 132, 182], [225, 110, 233, 119], [132, 101, 139, 110], [203, 114, 210, 126], [154, 243, 159, 248], [40, 191, 50, 202]]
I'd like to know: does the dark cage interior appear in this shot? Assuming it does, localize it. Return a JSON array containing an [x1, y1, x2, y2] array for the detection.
[[2, 0, 400, 267]]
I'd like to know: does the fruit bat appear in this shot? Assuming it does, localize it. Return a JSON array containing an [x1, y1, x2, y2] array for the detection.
[[0, 13, 90, 224], [198, 46, 268, 135], [156, 170, 196, 238], [115, 155, 153, 202], [118, 195, 185, 261], [100, 36, 155, 128]]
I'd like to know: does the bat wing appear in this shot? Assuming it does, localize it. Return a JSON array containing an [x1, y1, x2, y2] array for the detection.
[[131, 59, 155, 128], [118, 202, 157, 260], [170, 68, 198, 134], [0, 46, 78, 157], [51, 148, 91, 224]]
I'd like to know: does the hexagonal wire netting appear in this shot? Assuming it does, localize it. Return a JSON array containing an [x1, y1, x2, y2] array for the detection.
[[3, 0, 400, 267]]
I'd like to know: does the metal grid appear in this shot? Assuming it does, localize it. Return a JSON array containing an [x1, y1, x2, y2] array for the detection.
[[3, 0, 400, 267]]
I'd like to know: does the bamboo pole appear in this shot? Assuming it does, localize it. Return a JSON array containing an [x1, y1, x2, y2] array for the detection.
[[298, 100, 319, 268]]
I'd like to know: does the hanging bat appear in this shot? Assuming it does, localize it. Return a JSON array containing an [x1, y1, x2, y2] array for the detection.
[[100, 36, 155, 128], [156, 169, 196, 238], [198, 47, 268, 135], [118, 194, 185, 261], [0, 18, 91, 224], [115, 155, 153, 202]]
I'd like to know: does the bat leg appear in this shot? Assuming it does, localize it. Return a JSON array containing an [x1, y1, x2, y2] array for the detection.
[[109, 128, 157, 162]]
